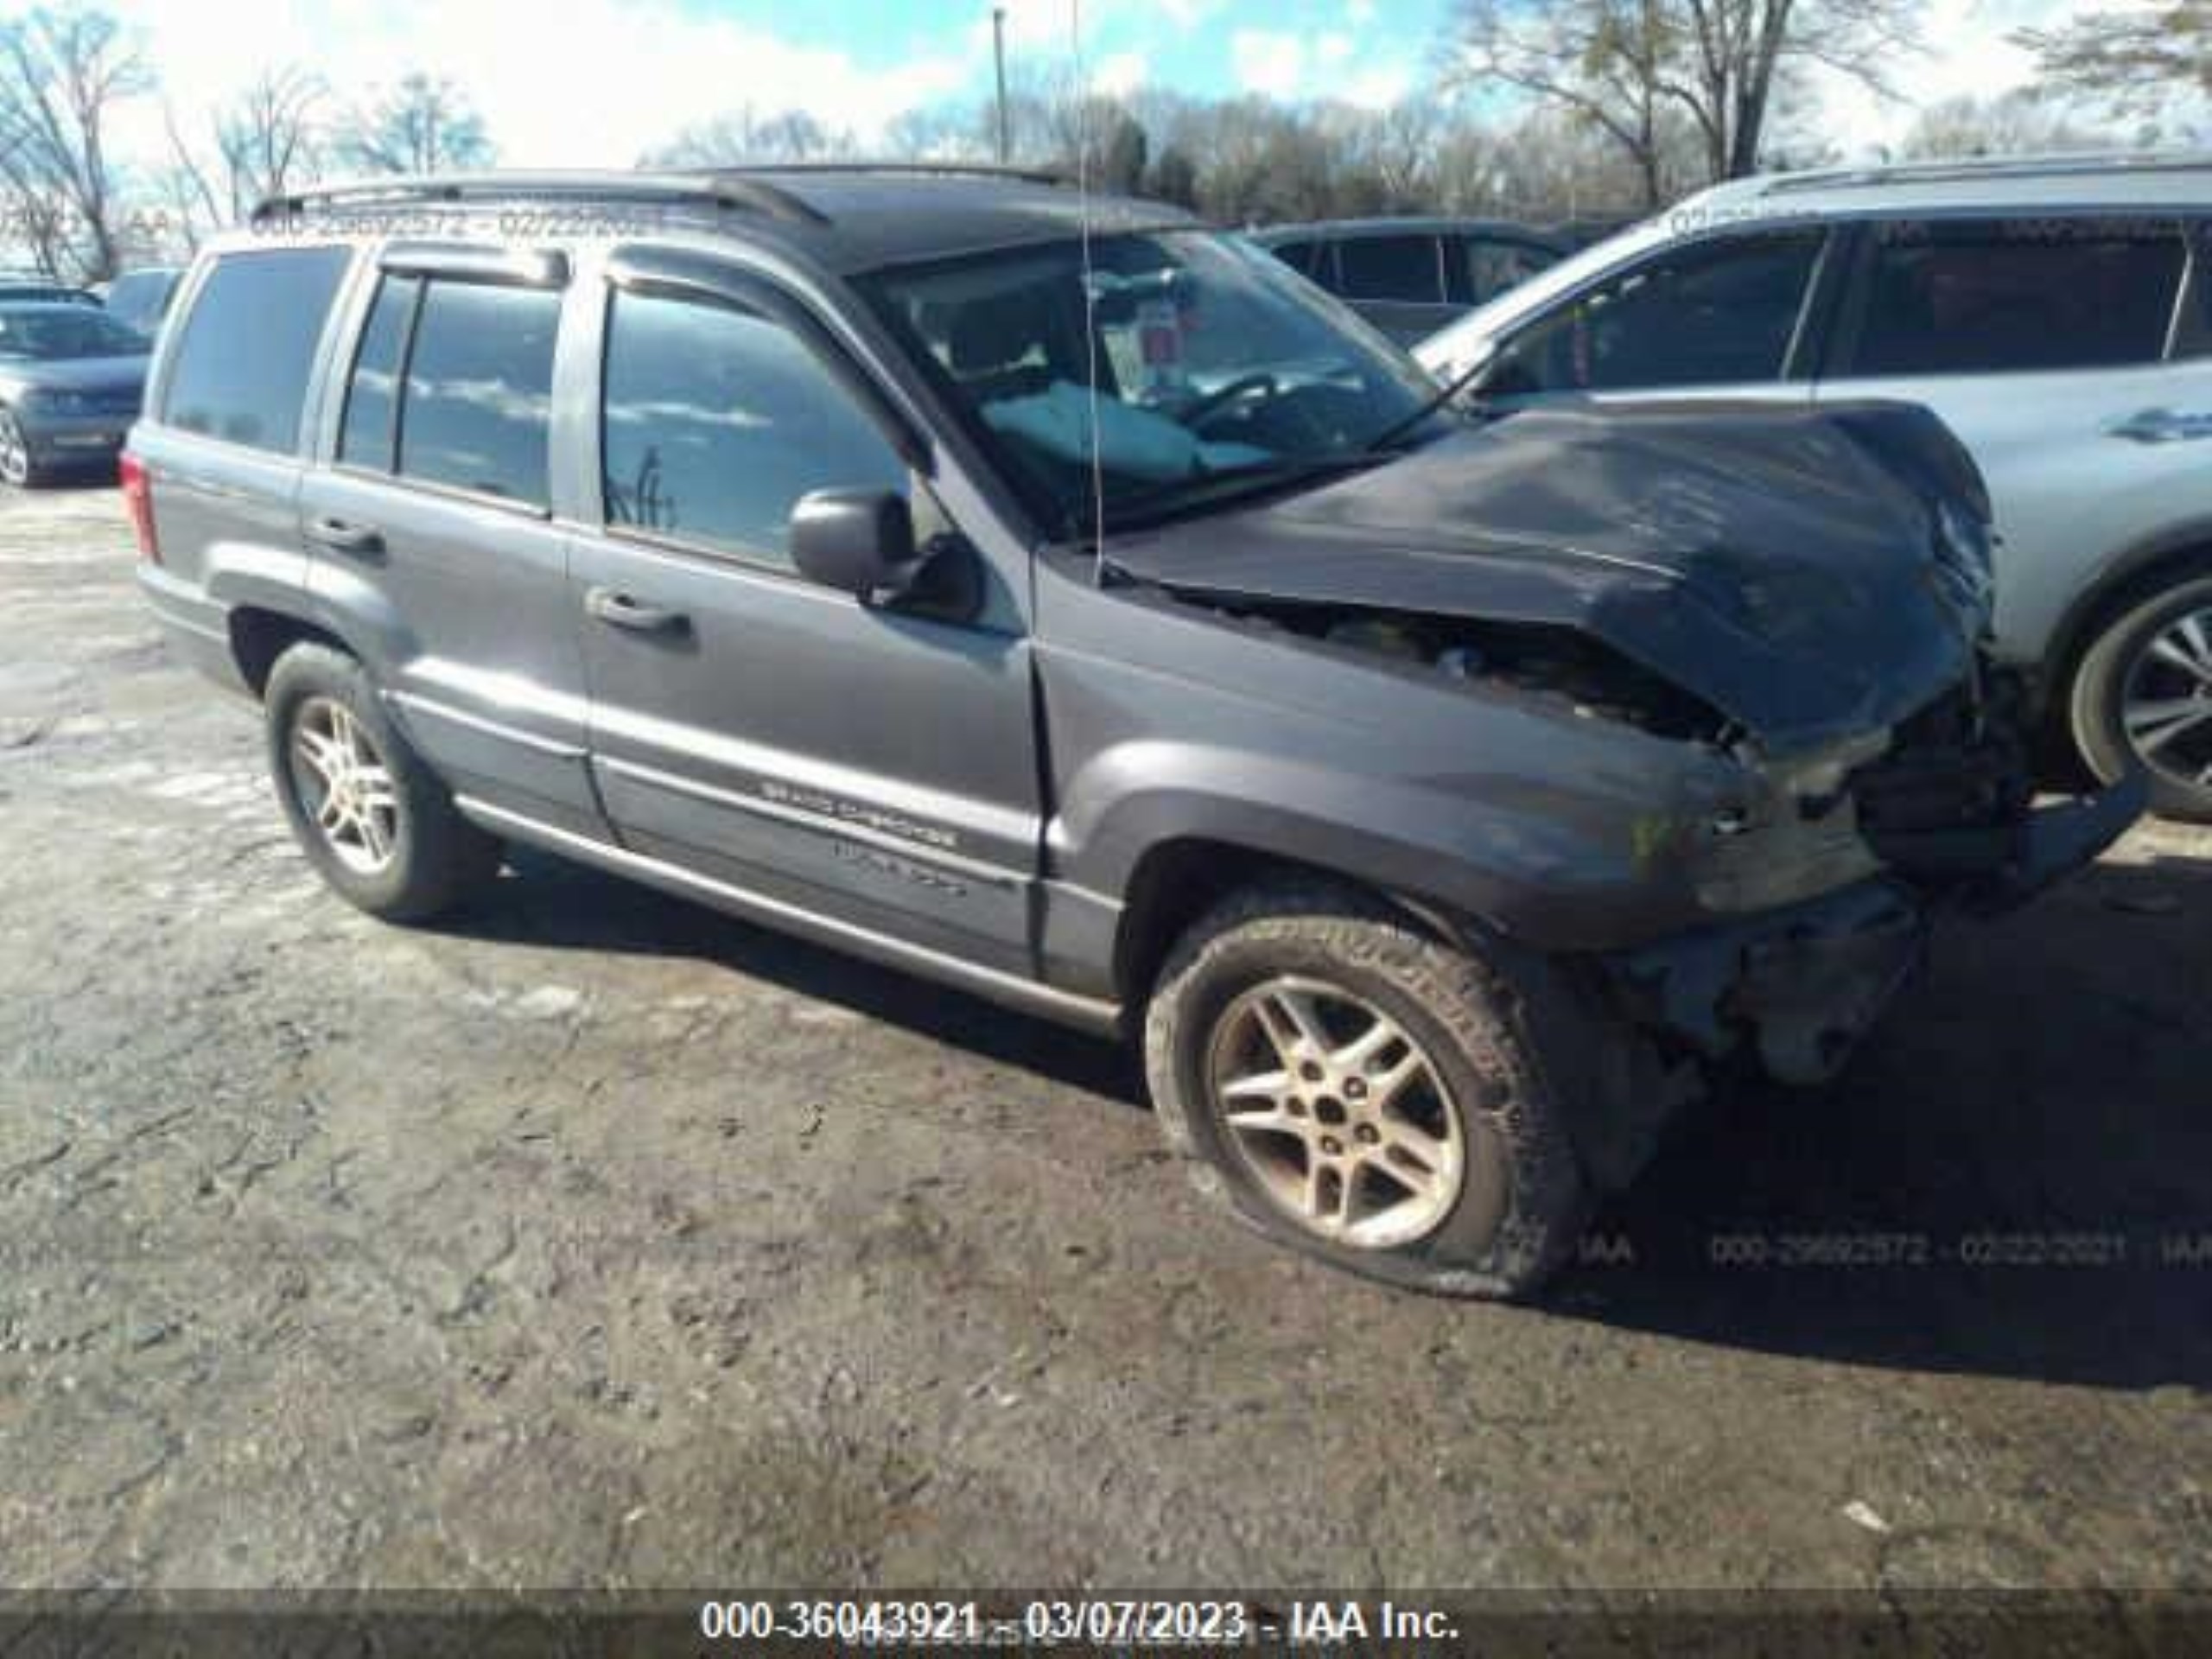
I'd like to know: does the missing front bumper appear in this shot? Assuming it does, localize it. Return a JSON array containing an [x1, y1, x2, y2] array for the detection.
[[1604, 774, 2142, 1087], [1609, 880, 1929, 1086]]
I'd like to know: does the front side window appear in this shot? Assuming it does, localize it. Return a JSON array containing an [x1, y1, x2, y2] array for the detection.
[[601, 290, 906, 565], [394, 280, 558, 505], [1337, 235, 1443, 303], [1843, 219, 2188, 377], [160, 247, 351, 453], [864, 231, 1439, 535], [1486, 230, 1824, 395]]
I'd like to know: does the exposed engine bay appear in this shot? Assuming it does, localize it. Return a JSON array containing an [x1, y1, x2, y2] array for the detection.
[[1211, 589, 2058, 910], [1242, 603, 1737, 746]]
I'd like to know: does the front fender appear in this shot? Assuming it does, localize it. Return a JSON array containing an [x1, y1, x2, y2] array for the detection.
[[1052, 736, 1737, 955]]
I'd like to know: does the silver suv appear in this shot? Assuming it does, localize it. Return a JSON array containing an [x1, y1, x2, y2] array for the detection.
[[1419, 154, 2212, 821]]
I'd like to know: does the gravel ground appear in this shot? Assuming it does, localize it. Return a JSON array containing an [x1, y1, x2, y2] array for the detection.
[[1, 481, 2208, 1594]]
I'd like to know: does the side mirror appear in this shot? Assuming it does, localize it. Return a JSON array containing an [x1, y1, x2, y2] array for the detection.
[[791, 487, 921, 601]]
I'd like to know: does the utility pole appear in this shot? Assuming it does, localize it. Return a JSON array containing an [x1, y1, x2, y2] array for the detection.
[[993, 6, 1011, 164]]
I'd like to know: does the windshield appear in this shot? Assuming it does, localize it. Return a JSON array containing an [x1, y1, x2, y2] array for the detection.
[[0, 307, 148, 360], [864, 231, 1445, 536]]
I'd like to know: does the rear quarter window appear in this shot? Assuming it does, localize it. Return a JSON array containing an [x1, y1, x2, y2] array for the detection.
[[159, 247, 351, 454]]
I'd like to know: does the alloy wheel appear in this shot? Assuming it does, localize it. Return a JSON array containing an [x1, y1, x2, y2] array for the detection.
[[2121, 605, 2212, 791], [288, 696, 401, 875], [1204, 975, 1466, 1249], [0, 410, 28, 486]]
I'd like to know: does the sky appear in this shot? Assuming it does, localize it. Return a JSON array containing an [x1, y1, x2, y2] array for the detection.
[[98, 0, 2089, 176]]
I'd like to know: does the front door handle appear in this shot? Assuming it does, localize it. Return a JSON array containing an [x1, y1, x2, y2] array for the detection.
[[2107, 408, 2212, 444], [305, 515, 385, 556], [585, 586, 689, 634]]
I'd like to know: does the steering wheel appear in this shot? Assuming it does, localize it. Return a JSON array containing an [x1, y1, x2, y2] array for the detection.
[[1184, 372, 1278, 430]]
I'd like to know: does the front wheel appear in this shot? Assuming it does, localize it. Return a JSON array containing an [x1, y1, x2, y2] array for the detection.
[[1144, 881, 1592, 1299], [2070, 574, 2212, 823], [0, 405, 41, 488], [264, 642, 503, 920]]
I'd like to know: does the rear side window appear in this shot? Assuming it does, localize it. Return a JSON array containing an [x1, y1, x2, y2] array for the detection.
[[601, 289, 906, 565], [161, 247, 350, 453], [1845, 219, 2189, 376], [1336, 235, 1443, 303], [1488, 230, 1823, 394], [392, 280, 558, 505]]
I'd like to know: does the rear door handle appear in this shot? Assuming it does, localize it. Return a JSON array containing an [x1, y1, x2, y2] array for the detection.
[[2107, 408, 2212, 444], [585, 586, 689, 634], [305, 515, 385, 556]]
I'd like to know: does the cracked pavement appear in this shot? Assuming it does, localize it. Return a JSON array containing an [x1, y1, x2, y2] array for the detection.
[[0, 482, 2208, 1592]]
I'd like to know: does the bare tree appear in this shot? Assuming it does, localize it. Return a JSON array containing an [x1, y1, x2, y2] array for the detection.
[[1896, 90, 2113, 160], [1670, 0, 1917, 181], [2016, 1, 2212, 115], [1442, 0, 1918, 199], [642, 106, 854, 168], [1442, 0, 1679, 206], [330, 73, 493, 175], [166, 66, 325, 238], [0, 4, 151, 280], [882, 105, 982, 161], [1146, 143, 1198, 207]]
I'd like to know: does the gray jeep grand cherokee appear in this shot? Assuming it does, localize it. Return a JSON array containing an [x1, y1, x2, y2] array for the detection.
[[131, 168, 2139, 1298]]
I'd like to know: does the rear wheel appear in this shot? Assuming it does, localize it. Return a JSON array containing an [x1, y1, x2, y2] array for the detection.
[[1144, 880, 1592, 1299], [2071, 574, 2212, 823], [264, 643, 503, 920]]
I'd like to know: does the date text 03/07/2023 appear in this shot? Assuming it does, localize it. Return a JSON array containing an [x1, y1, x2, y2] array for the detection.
[[693, 1598, 1462, 1645]]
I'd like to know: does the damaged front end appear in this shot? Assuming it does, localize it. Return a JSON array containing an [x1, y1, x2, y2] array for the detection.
[[1111, 397, 2143, 1095]]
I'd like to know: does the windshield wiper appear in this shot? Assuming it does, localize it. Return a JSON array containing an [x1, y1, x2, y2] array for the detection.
[[1357, 358, 1492, 457]]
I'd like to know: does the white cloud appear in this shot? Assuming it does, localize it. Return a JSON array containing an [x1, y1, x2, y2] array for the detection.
[[109, 0, 974, 172], [1346, 0, 1376, 21], [1092, 50, 1148, 96], [1317, 33, 1355, 67], [1797, 0, 2071, 156], [1345, 63, 1413, 108], [1231, 29, 1306, 99]]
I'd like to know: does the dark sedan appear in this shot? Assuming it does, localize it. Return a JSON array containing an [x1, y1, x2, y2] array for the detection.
[[0, 302, 149, 486]]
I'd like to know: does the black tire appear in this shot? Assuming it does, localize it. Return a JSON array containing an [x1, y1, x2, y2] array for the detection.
[[2069, 573, 2212, 824], [1144, 880, 1593, 1300], [264, 642, 503, 920], [0, 405, 44, 488]]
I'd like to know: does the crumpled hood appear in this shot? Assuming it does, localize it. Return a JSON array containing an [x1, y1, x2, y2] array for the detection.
[[1112, 398, 1993, 749]]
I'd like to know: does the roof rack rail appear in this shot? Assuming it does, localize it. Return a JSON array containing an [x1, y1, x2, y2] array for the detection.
[[715, 161, 1071, 188], [1759, 149, 2212, 195], [249, 168, 829, 227]]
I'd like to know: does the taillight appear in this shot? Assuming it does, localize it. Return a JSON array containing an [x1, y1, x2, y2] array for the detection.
[[119, 451, 157, 563]]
